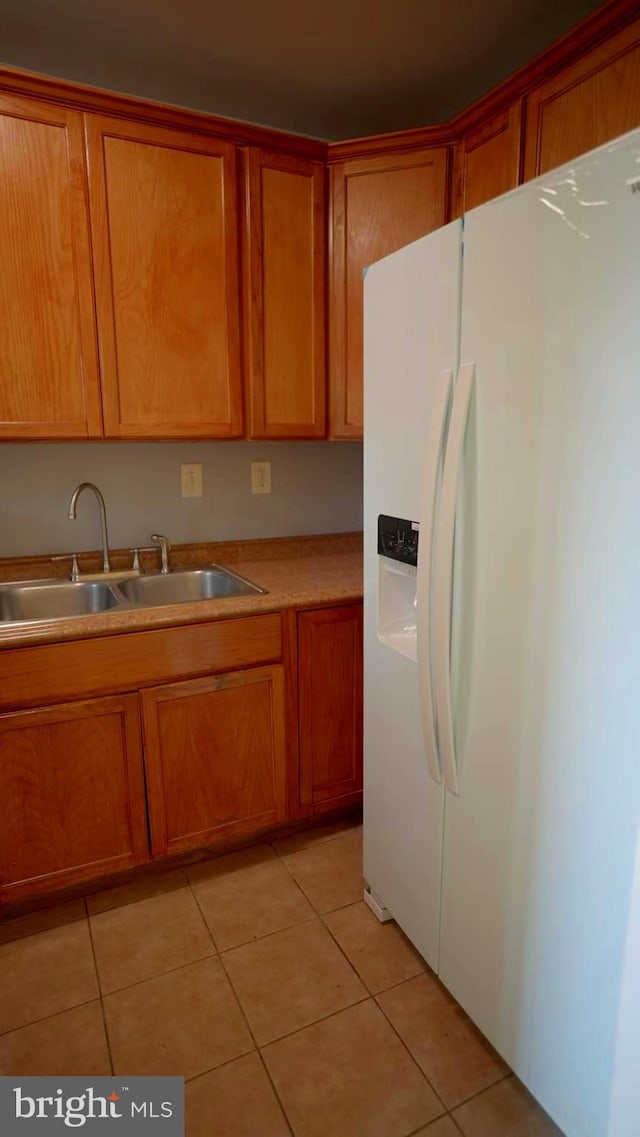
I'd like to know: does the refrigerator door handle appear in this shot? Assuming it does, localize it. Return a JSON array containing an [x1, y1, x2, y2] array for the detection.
[[416, 367, 454, 785], [433, 362, 475, 796]]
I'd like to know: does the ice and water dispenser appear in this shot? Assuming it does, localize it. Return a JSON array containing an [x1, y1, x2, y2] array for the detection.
[[377, 514, 419, 662]]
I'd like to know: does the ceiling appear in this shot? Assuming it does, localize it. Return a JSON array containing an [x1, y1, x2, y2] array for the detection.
[[0, 0, 601, 139]]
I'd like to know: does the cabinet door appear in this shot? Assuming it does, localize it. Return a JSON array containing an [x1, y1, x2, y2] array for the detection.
[[0, 95, 102, 439], [244, 149, 326, 438], [524, 18, 640, 179], [329, 147, 448, 439], [0, 695, 147, 902], [452, 103, 522, 216], [141, 665, 287, 856], [86, 116, 243, 438], [298, 604, 363, 810]]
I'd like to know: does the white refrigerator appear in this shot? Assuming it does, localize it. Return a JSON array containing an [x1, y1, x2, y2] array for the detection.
[[363, 128, 640, 1137]]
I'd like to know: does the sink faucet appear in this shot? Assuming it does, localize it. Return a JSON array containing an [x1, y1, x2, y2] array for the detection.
[[151, 533, 170, 574], [68, 482, 111, 573]]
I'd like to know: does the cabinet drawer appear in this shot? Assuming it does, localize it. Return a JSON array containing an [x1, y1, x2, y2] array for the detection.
[[0, 614, 283, 711]]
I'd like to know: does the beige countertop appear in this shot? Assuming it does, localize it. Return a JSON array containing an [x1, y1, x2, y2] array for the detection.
[[0, 533, 363, 650]]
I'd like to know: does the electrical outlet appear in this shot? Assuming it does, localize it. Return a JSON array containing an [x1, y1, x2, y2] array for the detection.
[[251, 461, 272, 495], [181, 463, 203, 498]]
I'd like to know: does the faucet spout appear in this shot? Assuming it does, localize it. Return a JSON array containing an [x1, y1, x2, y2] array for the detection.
[[68, 482, 111, 573]]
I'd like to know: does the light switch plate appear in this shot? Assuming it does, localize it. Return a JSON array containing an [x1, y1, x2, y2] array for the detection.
[[251, 461, 272, 495], [181, 463, 203, 498]]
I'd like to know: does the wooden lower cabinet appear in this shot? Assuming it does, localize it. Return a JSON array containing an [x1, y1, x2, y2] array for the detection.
[[141, 664, 288, 857], [298, 604, 363, 811], [0, 605, 363, 909], [0, 694, 148, 902]]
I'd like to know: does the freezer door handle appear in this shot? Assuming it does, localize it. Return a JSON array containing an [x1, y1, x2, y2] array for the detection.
[[433, 362, 475, 795], [416, 367, 453, 785]]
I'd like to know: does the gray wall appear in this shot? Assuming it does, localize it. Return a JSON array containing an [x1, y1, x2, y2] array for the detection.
[[0, 441, 363, 557]]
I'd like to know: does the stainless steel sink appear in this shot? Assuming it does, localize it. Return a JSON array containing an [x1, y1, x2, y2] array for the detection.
[[116, 566, 265, 607], [0, 581, 121, 623], [0, 564, 265, 625]]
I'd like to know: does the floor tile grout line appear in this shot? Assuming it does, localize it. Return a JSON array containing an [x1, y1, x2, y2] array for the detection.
[[255, 1050, 296, 1137], [9, 898, 358, 1016], [183, 876, 221, 955], [186, 851, 319, 943], [217, 911, 326, 955], [199, 890, 379, 1052], [256, 990, 372, 1051], [447, 1113, 468, 1135], [183, 1048, 257, 1085], [187, 880, 296, 1137], [91, 945, 218, 1001], [0, 993, 110, 1040], [372, 990, 449, 1115], [276, 854, 324, 917], [371, 976, 514, 1111], [275, 827, 363, 917], [318, 905, 385, 999], [85, 907, 115, 1076], [375, 980, 513, 1120], [406, 1113, 463, 1137], [448, 1071, 513, 1114], [318, 905, 427, 999], [365, 965, 430, 999], [276, 859, 366, 921], [208, 911, 318, 955], [86, 857, 219, 1000], [405, 1118, 450, 1137]]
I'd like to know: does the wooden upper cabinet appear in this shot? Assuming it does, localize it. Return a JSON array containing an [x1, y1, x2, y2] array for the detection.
[[452, 103, 522, 216], [141, 664, 287, 857], [0, 95, 102, 439], [244, 149, 326, 438], [85, 115, 243, 438], [298, 603, 363, 810], [0, 694, 148, 902], [524, 17, 640, 179], [329, 147, 449, 439]]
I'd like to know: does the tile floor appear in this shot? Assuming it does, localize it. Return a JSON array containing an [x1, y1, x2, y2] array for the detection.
[[0, 820, 562, 1137]]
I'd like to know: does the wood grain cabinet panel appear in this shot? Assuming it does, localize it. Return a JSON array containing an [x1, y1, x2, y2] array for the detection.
[[329, 148, 448, 439], [141, 665, 287, 856], [298, 604, 363, 810], [0, 695, 148, 903], [0, 95, 102, 439], [452, 103, 522, 216], [85, 115, 243, 438], [244, 149, 326, 437], [524, 18, 640, 178]]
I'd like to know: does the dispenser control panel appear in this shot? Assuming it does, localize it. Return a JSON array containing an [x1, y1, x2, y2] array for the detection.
[[377, 514, 419, 567]]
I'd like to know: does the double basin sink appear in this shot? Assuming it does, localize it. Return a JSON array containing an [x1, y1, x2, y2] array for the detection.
[[0, 566, 266, 626]]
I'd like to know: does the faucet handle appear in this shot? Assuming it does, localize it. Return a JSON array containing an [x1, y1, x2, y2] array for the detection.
[[131, 546, 157, 572], [52, 553, 81, 582], [150, 534, 171, 574]]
